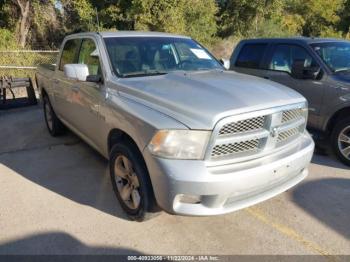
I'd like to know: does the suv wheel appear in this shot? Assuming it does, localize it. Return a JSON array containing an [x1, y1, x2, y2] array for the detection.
[[43, 95, 65, 136], [109, 141, 158, 221], [331, 117, 350, 166]]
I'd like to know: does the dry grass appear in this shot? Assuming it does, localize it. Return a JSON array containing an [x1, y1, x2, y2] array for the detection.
[[210, 37, 241, 59]]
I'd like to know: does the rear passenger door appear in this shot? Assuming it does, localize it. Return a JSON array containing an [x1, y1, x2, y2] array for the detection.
[[231, 43, 270, 78], [265, 44, 324, 128]]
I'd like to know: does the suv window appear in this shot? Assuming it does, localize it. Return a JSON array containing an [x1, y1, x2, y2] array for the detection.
[[270, 44, 317, 73], [78, 39, 101, 76], [59, 39, 81, 71], [236, 44, 267, 69]]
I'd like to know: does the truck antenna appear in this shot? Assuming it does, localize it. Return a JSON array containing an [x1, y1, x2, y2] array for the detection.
[[95, 7, 100, 32]]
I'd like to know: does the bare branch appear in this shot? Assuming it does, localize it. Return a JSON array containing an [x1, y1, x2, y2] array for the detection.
[[12, 0, 25, 14]]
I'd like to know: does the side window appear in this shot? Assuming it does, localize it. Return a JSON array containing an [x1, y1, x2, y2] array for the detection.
[[78, 39, 101, 76], [236, 44, 267, 69], [59, 39, 80, 71], [270, 45, 291, 72], [270, 45, 316, 73]]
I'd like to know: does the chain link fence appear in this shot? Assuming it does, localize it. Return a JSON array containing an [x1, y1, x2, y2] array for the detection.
[[0, 50, 58, 102], [0, 50, 59, 79]]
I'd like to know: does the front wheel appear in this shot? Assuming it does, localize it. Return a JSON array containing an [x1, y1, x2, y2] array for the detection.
[[331, 117, 350, 166], [109, 141, 158, 221]]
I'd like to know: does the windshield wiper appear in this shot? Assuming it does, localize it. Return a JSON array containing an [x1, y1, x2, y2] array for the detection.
[[121, 70, 168, 78]]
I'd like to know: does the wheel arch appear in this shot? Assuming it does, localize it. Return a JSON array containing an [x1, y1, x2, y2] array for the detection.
[[107, 128, 142, 156], [326, 106, 350, 134]]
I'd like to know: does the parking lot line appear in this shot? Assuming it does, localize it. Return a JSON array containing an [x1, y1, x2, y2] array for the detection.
[[245, 206, 337, 260]]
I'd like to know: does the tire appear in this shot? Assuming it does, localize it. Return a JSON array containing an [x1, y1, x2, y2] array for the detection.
[[331, 116, 350, 166], [109, 141, 159, 221], [43, 95, 65, 136]]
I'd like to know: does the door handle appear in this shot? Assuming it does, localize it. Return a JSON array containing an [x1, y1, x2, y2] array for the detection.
[[90, 104, 99, 115], [72, 86, 80, 92]]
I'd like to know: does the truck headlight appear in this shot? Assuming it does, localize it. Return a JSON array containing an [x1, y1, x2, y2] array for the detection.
[[148, 130, 211, 159]]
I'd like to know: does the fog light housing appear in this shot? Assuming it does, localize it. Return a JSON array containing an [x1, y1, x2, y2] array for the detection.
[[178, 194, 201, 204]]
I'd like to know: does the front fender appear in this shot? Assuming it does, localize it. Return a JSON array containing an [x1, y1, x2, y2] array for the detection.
[[100, 90, 188, 157], [321, 100, 350, 131]]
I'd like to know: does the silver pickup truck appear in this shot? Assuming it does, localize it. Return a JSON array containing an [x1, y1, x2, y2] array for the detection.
[[36, 31, 314, 221]]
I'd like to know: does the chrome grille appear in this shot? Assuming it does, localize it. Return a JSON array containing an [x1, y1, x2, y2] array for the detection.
[[211, 139, 259, 158], [219, 116, 265, 136], [277, 127, 300, 143], [207, 103, 307, 164], [282, 109, 303, 123]]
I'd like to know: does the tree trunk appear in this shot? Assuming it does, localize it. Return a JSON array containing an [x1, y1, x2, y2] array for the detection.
[[14, 0, 30, 48]]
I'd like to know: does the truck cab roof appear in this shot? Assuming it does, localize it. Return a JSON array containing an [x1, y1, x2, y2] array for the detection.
[[239, 37, 350, 45], [65, 31, 190, 39]]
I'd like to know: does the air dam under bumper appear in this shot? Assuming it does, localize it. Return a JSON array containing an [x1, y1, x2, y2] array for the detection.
[[143, 133, 314, 216]]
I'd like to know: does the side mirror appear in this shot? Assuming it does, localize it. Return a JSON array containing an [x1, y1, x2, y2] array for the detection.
[[219, 58, 230, 70], [86, 75, 102, 83], [291, 60, 321, 80], [64, 64, 89, 81]]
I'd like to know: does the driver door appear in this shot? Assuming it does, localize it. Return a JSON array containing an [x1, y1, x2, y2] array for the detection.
[[70, 38, 106, 150]]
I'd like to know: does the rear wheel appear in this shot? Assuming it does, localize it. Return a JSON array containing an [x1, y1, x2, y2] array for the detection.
[[109, 141, 158, 221], [331, 117, 350, 166], [43, 95, 65, 136]]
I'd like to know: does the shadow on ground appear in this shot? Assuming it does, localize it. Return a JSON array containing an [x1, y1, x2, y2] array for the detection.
[[0, 139, 131, 220], [0, 106, 130, 220], [293, 178, 350, 240], [312, 147, 349, 170], [0, 231, 142, 255]]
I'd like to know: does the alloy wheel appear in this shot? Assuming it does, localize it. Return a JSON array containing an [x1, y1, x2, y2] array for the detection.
[[114, 155, 141, 210], [338, 125, 350, 161]]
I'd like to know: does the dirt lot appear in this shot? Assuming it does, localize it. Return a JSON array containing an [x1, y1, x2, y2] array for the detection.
[[0, 105, 349, 257]]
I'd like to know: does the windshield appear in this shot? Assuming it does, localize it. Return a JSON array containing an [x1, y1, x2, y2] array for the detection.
[[104, 37, 223, 77], [311, 42, 350, 73]]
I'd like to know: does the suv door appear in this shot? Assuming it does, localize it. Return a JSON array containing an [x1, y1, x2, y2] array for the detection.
[[71, 38, 106, 150], [265, 44, 325, 128]]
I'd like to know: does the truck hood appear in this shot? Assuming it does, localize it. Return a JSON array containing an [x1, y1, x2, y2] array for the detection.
[[114, 70, 306, 129]]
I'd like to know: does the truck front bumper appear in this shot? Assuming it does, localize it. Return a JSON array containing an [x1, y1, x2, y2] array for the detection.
[[143, 133, 314, 216]]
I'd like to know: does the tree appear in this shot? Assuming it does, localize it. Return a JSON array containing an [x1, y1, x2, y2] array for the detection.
[[0, 0, 62, 48], [284, 0, 344, 37], [13, 0, 30, 47], [130, 0, 218, 45], [60, 0, 95, 32], [94, 0, 133, 30], [217, 0, 284, 38]]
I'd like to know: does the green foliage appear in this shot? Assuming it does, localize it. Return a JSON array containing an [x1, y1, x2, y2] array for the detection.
[[217, 0, 347, 39], [217, 0, 285, 37], [61, 0, 96, 32], [130, 0, 217, 46], [284, 0, 344, 36], [0, 29, 19, 50], [1, 0, 350, 51]]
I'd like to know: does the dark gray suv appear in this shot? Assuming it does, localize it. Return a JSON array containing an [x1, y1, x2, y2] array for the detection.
[[229, 37, 350, 166]]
